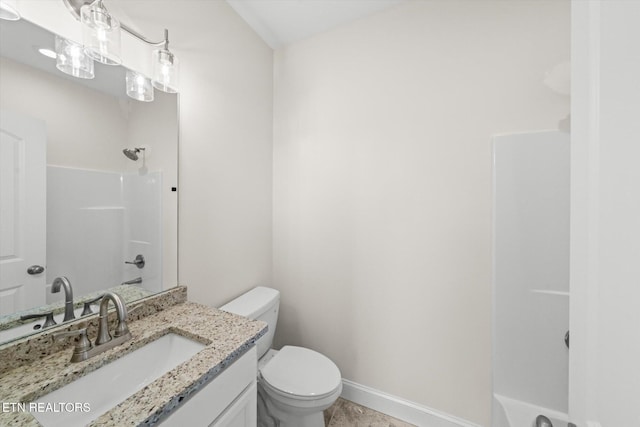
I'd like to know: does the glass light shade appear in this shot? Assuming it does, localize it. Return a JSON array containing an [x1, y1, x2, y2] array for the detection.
[[152, 49, 179, 93], [126, 70, 154, 102], [0, 0, 20, 21], [80, 0, 122, 66], [55, 36, 94, 79]]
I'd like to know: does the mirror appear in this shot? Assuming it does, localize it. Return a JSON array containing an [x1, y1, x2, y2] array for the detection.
[[0, 18, 178, 344]]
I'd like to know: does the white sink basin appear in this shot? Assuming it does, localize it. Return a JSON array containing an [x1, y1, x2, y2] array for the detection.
[[33, 333, 205, 427], [0, 307, 85, 343]]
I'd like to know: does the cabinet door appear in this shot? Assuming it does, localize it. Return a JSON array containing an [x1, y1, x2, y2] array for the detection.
[[211, 382, 257, 427], [160, 347, 256, 426]]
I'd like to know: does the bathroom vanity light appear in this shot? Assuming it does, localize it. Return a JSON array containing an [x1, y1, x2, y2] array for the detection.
[[80, 0, 122, 65], [126, 70, 154, 102], [55, 35, 95, 79], [152, 30, 179, 94], [0, 0, 20, 21], [62, 0, 180, 96]]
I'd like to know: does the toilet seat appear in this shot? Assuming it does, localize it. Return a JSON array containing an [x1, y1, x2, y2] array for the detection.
[[259, 346, 342, 401]]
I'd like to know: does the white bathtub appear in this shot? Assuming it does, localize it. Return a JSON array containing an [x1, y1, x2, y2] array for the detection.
[[493, 394, 569, 427]]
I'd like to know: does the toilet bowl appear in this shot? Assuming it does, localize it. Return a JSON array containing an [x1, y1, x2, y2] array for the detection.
[[220, 287, 342, 427], [259, 346, 342, 427]]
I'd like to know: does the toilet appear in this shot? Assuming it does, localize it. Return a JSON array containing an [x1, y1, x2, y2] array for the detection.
[[220, 287, 342, 427]]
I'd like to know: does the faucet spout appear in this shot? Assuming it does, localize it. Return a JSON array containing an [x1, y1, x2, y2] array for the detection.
[[51, 277, 75, 322], [96, 292, 130, 345], [121, 277, 142, 286]]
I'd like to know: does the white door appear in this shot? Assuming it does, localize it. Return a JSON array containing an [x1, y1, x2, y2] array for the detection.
[[0, 110, 46, 315]]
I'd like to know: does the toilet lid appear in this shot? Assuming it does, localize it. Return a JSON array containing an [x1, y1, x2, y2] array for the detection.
[[260, 346, 341, 399]]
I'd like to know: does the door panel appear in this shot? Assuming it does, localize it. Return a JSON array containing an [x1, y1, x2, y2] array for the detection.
[[0, 110, 46, 315]]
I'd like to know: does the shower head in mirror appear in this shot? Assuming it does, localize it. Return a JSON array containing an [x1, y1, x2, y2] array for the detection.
[[123, 147, 145, 161]]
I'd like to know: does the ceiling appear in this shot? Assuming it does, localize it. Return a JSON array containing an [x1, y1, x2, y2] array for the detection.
[[225, 0, 406, 49]]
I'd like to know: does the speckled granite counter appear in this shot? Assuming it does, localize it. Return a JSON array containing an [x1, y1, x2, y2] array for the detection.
[[0, 287, 188, 375], [0, 302, 267, 426]]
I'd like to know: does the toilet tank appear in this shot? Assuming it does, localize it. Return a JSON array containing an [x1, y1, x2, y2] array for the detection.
[[219, 287, 279, 358]]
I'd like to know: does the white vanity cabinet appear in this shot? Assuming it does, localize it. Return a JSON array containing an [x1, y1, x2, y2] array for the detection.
[[160, 346, 257, 427]]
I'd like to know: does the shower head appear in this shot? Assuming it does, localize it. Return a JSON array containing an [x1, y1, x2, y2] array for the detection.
[[123, 147, 145, 161]]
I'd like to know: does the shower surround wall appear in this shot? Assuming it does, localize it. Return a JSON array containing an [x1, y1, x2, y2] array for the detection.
[[492, 131, 570, 426], [46, 166, 162, 301]]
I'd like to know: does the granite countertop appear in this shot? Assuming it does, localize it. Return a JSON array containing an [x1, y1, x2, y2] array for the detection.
[[0, 302, 267, 426]]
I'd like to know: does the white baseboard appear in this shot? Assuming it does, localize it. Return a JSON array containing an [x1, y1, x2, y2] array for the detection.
[[340, 379, 483, 427]]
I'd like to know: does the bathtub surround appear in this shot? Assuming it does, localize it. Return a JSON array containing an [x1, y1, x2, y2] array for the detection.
[[47, 166, 163, 300], [492, 131, 570, 426], [494, 394, 569, 427], [273, 1, 569, 425]]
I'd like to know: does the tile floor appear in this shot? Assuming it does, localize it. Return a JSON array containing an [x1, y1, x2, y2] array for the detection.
[[324, 398, 417, 427]]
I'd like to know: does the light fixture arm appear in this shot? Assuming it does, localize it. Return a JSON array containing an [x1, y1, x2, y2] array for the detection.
[[121, 25, 168, 48], [62, 0, 179, 94], [63, 0, 168, 46]]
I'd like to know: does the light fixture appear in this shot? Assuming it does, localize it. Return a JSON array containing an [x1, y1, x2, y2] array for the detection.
[[152, 30, 179, 94], [0, 0, 20, 21], [55, 35, 94, 79], [80, 0, 121, 65], [63, 0, 179, 97], [126, 70, 154, 102]]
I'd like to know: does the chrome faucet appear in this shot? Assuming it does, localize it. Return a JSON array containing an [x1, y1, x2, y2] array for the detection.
[[96, 292, 130, 345], [51, 277, 75, 322], [53, 292, 132, 363]]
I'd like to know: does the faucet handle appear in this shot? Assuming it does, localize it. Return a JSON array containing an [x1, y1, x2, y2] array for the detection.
[[81, 294, 104, 316], [53, 327, 92, 354], [124, 254, 145, 269], [20, 311, 57, 328]]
